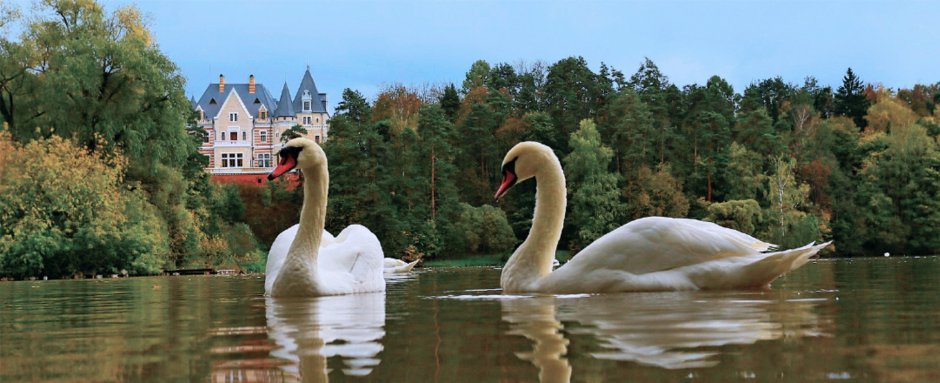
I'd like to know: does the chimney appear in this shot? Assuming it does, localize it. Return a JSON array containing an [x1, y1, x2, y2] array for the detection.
[[219, 74, 225, 92], [319, 93, 327, 112], [249, 74, 256, 94]]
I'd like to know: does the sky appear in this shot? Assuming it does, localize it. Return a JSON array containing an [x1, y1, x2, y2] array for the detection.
[[56, 0, 940, 111]]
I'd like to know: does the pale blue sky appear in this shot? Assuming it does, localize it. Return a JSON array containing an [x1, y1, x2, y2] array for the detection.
[[51, 1, 940, 110]]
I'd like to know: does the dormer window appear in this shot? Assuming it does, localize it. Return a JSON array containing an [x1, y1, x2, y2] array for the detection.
[[302, 90, 312, 112], [229, 112, 237, 122], [253, 98, 261, 104], [209, 98, 217, 105]]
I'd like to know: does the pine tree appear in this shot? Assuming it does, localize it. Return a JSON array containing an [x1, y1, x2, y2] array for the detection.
[[564, 119, 622, 251], [834, 68, 870, 129]]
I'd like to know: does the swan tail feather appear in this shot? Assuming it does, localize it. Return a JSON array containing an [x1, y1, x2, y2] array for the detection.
[[386, 259, 419, 273], [401, 259, 419, 272], [688, 241, 832, 290], [743, 241, 831, 288]]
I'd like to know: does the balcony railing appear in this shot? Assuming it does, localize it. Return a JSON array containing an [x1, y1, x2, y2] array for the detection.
[[214, 140, 251, 147], [208, 167, 273, 175]]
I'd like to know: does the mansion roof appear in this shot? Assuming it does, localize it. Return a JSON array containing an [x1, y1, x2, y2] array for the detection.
[[193, 68, 327, 119], [195, 83, 277, 119]]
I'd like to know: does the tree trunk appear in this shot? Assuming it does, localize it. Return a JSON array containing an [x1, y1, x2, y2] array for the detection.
[[430, 148, 436, 222]]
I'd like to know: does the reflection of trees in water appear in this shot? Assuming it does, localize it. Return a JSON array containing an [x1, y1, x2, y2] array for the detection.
[[265, 293, 386, 382], [502, 291, 824, 381]]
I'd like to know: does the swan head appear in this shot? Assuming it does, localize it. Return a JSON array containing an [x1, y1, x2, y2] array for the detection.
[[495, 141, 554, 201], [268, 138, 326, 180]]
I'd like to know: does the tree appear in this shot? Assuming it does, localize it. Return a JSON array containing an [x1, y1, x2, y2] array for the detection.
[[564, 119, 622, 250], [372, 84, 422, 133], [543, 57, 608, 152], [629, 58, 678, 163], [834, 67, 870, 129], [740, 77, 795, 123], [0, 134, 169, 278], [3, 0, 193, 171], [439, 83, 460, 121], [704, 199, 762, 235], [600, 90, 655, 173], [856, 120, 940, 254], [763, 155, 818, 248], [462, 59, 491, 93], [416, 105, 459, 224], [622, 164, 689, 220], [734, 108, 783, 159], [281, 124, 308, 142], [722, 142, 766, 201]]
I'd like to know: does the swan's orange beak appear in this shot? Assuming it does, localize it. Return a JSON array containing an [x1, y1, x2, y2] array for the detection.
[[494, 171, 517, 201], [268, 156, 297, 180]]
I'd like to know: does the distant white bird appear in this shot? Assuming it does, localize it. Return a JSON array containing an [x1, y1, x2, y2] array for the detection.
[[383, 258, 419, 273], [884, 252, 890, 257], [494, 141, 832, 294]]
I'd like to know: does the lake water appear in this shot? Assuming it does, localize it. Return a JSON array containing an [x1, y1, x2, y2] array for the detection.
[[1, 258, 939, 382]]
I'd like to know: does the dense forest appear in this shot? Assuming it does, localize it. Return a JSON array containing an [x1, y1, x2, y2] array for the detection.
[[319, 59, 940, 262], [2, 0, 940, 279]]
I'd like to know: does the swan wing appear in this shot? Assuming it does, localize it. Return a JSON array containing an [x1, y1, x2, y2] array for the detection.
[[265, 224, 298, 294], [563, 217, 775, 275], [265, 226, 337, 294], [316, 224, 386, 293]]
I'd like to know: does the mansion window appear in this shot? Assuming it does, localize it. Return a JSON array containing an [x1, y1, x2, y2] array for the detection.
[[260, 130, 267, 143], [242, 132, 247, 141], [303, 116, 311, 125], [259, 111, 267, 120], [257, 153, 271, 168], [203, 134, 209, 143], [302, 90, 312, 112], [221, 153, 243, 168], [315, 135, 321, 143], [230, 131, 237, 141], [229, 112, 238, 122]]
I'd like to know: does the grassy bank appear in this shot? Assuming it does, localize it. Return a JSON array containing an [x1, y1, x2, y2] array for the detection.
[[421, 250, 573, 268]]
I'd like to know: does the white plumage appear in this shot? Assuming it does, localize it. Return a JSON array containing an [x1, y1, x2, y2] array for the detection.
[[265, 138, 385, 297], [495, 141, 831, 294]]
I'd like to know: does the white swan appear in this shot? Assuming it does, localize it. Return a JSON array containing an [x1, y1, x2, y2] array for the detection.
[[266, 293, 386, 379], [383, 258, 420, 273], [265, 138, 385, 297], [494, 141, 832, 294]]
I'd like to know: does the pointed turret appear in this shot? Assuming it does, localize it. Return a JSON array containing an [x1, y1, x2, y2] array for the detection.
[[273, 82, 296, 118], [292, 66, 327, 114]]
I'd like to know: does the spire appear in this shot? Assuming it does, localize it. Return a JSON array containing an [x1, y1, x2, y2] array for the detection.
[[292, 67, 326, 114], [273, 82, 296, 117]]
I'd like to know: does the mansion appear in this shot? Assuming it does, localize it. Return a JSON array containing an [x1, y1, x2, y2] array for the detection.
[[192, 68, 329, 182]]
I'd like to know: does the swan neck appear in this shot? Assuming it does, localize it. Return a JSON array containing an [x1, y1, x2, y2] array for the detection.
[[288, 163, 328, 266], [502, 154, 565, 291]]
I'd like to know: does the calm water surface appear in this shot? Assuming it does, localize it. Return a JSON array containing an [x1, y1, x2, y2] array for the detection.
[[2, 258, 940, 382]]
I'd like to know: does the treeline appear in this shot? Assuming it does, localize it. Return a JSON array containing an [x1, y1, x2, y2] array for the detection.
[[3, 1, 939, 278], [322, 58, 940, 258], [0, 1, 263, 278]]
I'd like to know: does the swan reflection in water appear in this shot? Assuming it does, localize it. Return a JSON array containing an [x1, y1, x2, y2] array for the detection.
[[266, 293, 385, 382], [501, 291, 825, 379]]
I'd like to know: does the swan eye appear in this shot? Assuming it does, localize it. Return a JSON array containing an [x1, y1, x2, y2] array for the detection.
[[501, 157, 518, 176], [276, 146, 303, 164]]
